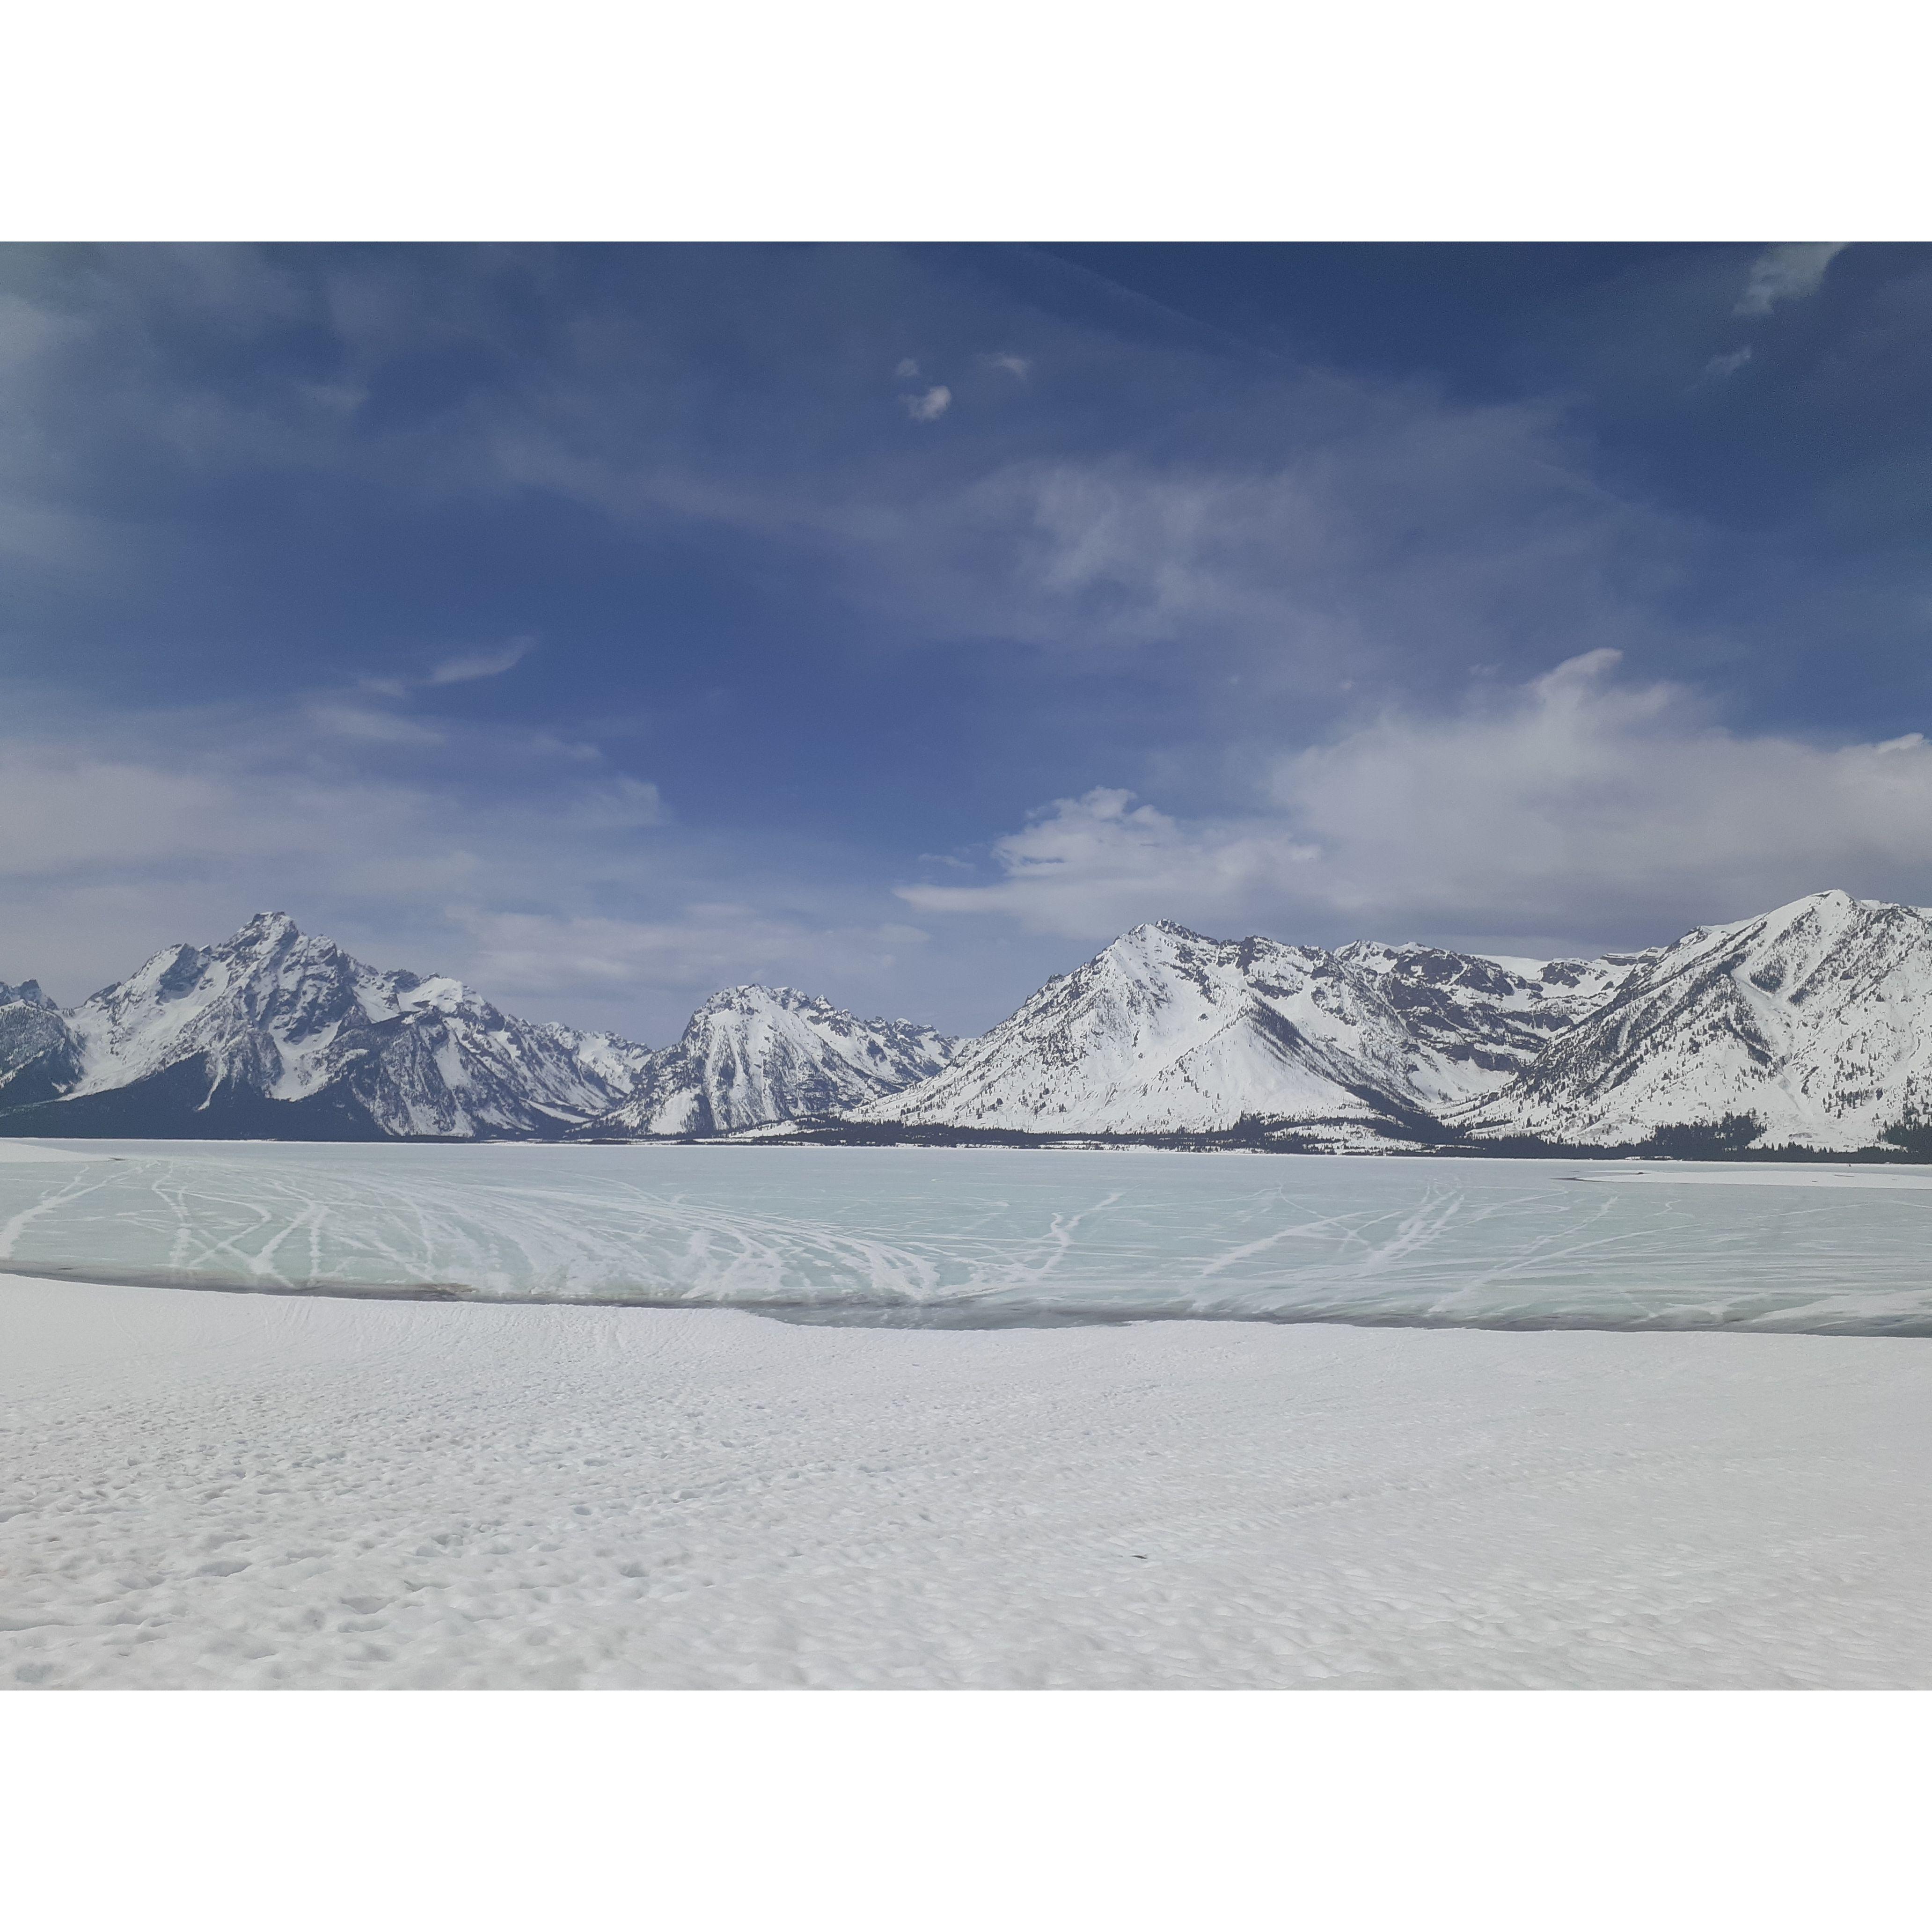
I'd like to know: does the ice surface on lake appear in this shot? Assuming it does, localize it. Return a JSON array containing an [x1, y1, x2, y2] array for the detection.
[[3, 1141, 1932, 1336]]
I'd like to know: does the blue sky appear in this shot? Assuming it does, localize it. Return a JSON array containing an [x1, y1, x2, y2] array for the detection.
[[5, 241, 1932, 1040]]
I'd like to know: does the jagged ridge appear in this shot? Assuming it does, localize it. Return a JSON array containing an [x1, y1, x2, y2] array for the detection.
[[0, 914, 658, 1140], [581, 984, 958, 1137], [8, 891, 1931, 1152], [850, 920, 1639, 1143], [0, 916, 960, 1143], [1453, 890, 1932, 1152]]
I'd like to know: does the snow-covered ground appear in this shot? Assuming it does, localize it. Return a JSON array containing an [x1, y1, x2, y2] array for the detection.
[[8, 1270, 1932, 1689]]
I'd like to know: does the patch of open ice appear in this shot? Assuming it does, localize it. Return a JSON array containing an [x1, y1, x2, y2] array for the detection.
[[3, 1142, 1931, 1337]]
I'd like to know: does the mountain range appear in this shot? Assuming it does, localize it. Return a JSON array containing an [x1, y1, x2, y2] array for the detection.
[[848, 920, 1643, 1145], [0, 914, 947, 1142], [1, 891, 1927, 1154]]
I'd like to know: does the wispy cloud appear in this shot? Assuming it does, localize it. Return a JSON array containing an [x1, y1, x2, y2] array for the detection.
[[7, 242, 1929, 1026], [449, 905, 930, 1010], [427, 637, 535, 685], [902, 384, 951, 422], [1735, 242, 1847, 317], [0, 677, 681, 1025], [0, 664, 962, 1039], [306, 703, 446, 745]]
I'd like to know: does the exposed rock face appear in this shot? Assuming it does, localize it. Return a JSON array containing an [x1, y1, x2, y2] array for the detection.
[[583, 984, 959, 1138], [1453, 891, 1932, 1151], [0, 914, 656, 1140], [0, 978, 80, 1112]]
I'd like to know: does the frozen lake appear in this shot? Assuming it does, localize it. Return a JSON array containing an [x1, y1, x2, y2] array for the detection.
[[3, 1139, 1931, 1336]]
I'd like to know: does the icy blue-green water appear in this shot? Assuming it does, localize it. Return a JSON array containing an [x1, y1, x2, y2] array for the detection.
[[3, 1140, 1931, 1335]]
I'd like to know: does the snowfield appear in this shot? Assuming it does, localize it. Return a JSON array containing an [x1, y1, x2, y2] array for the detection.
[[7, 1272, 1932, 1689], [12, 1137, 1932, 1690]]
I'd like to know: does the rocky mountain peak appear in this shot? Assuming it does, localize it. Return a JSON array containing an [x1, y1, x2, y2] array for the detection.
[[1455, 891, 1932, 1149], [852, 918, 1640, 1141], [0, 916, 655, 1141], [583, 986, 959, 1138]]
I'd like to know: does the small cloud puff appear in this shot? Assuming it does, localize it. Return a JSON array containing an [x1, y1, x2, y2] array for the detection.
[[1734, 242, 1846, 317], [903, 385, 951, 423], [429, 637, 535, 685], [1705, 345, 1753, 381], [895, 358, 920, 379], [983, 352, 1031, 378]]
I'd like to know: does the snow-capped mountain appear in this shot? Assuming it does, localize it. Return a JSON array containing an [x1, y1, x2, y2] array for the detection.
[[1334, 939, 1647, 1070], [0, 977, 76, 1112], [14, 892, 1932, 1152], [850, 921, 1639, 1142], [1453, 890, 1932, 1151], [582, 984, 958, 1137], [0, 913, 657, 1140]]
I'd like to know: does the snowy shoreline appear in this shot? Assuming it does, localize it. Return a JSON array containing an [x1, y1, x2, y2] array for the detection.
[[16, 1260, 1932, 1339], [7, 1270, 1932, 1690]]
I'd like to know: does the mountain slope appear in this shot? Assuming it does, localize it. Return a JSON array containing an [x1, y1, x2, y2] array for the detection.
[[0, 978, 80, 1112], [851, 922, 1637, 1142], [0, 913, 656, 1140], [1453, 890, 1932, 1151], [584, 985, 958, 1137]]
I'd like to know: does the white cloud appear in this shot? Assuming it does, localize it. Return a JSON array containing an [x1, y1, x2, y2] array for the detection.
[[0, 749, 297, 879], [529, 732, 604, 763], [902, 395, 1695, 695], [450, 904, 817, 997], [900, 789, 1316, 940], [1265, 647, 1932, 930], [0, 682, 678, 1021], [894, 358, 920, 379], [901, 651, 1932, 949], [553, 774, 665, 830], [427, 637, 535, 684], [1734, 242, 1847, 317], [0, 245, 1706, 730], [334, 849, 483, 897], [449, 906, 939, 1023], [984, 352, 1031, 378], [1704, 345, 1753, 380], [306, 703, 446, 745], [0, 676, 962, 1039]]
